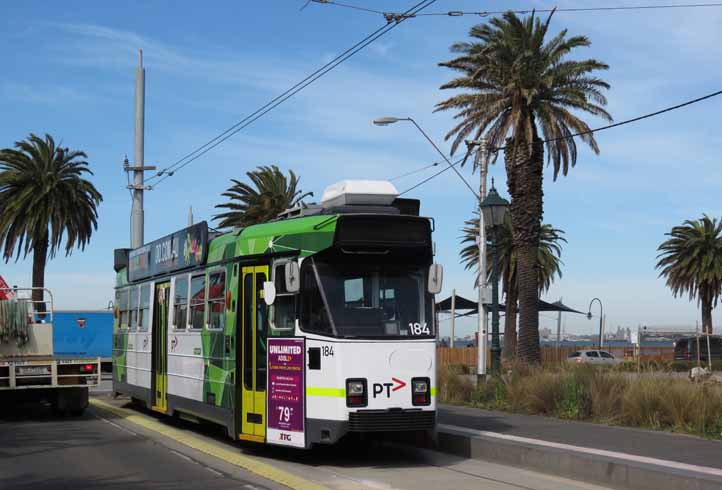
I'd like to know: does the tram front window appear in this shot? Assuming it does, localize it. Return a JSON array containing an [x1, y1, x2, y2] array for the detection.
[[301, 258, 434, 338]]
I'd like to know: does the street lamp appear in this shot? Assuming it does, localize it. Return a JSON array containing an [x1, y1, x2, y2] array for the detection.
[[480, 181, 509, 374], [587, 298, 604, 348], [374, 116, 488, 381]]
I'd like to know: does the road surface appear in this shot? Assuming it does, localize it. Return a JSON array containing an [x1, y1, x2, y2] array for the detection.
[[1, 390, 613, 490]]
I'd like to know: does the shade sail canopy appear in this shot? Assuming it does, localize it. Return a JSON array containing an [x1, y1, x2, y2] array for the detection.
[[436, 295, 585, 315]]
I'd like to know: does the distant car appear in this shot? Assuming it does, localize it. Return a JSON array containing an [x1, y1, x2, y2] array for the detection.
[[566, 350, 620, 365]]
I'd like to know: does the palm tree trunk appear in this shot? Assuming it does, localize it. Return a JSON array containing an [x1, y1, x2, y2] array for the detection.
[[31, 234, 48, 309], [505, 136, 544, 364], [503, 285, 517, 359], [701, 289, 713, 335]]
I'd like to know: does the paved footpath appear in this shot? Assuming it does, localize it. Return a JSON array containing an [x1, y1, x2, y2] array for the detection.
[[438, 403, 722, 469]]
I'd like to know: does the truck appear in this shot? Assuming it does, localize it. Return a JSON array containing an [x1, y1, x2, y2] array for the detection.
[[0, 286, 101, 415]]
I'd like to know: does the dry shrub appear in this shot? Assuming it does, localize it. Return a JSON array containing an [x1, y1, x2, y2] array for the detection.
[[621, 376, 666, 428], [590, 371, 628, 422], [438, 365, 474, 403]]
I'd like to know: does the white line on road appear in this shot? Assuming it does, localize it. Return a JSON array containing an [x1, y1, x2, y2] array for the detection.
[[439, 424, 722, 478], [169, 449, 196, 463], [93, 413, 138, 437]]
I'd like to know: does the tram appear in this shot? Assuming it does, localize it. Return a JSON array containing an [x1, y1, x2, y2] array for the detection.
[[112, 180, 442, 448]]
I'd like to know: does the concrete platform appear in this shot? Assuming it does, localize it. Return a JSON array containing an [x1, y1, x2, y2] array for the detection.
[[437, 404, 722, 490]]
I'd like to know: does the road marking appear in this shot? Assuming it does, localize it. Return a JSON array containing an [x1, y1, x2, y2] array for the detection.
[[169, 449, 195, 463], [93, 413, 138, 436], [90, 398, 329, 490], [439, 423, 722, 478], [205, 466, 224, 477]]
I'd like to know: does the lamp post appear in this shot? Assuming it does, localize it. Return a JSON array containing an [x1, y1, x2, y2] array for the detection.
[[374, 116, 488, 381], [587, 298, 604, 348], [480, 181, 509, 374]]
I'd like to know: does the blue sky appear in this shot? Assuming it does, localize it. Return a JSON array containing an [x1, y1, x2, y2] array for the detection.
[[1, 1, 721, 337]]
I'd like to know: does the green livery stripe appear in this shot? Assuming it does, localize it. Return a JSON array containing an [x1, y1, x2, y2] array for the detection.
[[430, 387, 437, 396], [306, 387, 346, 398]]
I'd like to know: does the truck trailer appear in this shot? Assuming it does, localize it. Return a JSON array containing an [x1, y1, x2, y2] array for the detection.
[[0, 287, 100, 415]]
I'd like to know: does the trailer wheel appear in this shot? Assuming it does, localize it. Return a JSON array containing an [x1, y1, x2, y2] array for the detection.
[[52, 388, 89, 416]]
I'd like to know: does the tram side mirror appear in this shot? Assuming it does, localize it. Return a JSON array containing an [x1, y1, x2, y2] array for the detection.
[[428, 263, 443, 294], [284, 262, 300, 293], [263, 281, 277, 306]]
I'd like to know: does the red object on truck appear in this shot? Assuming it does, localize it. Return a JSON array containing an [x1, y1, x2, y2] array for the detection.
[[0, 274, 14, 300]]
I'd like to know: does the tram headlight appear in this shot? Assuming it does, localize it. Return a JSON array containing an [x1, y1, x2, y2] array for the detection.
[[411, 377, 431, 406], [346, 379, 367, 408]]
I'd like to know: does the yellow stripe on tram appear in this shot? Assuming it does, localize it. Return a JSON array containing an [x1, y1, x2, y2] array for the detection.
[[306, 387, 346, 398]]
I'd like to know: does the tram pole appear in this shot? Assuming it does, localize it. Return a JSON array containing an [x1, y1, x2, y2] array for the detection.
[[475, 138, 489, 383], [126, 49, 155, 249]]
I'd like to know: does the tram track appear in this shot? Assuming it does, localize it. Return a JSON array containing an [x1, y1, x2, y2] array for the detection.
[[89, 395, 613, 490]]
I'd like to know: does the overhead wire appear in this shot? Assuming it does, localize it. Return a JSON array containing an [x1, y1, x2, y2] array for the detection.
[[308, 0, 722, 19], [401, 88, 722, 196], [149, 0, 437, 187], [389, 161, 441, 181]]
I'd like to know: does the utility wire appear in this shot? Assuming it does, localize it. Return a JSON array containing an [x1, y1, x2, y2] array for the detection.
[[309, 0, 722, 20], [399, 155, 467, 196], [401, 87, 722, 195], [494, 87, 722, 152], [150, 0, 437, 187], [389, 161, 440, 181]]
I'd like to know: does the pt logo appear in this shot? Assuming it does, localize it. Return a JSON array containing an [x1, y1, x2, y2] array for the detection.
[[372, 377, 406, 398]]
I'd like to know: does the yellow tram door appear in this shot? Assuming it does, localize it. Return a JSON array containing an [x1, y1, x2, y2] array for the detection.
[[239, 265, 269, 442], [152, 282, 170, 413]]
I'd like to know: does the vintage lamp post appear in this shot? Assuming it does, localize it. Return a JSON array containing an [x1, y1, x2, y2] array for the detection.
[[480, 181, 509, 374]]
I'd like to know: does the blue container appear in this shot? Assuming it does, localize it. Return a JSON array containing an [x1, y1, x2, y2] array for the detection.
[[53, 311, 113, 359]]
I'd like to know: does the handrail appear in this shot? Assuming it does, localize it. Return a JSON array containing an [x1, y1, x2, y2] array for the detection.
[[0, 287, 54, 323]]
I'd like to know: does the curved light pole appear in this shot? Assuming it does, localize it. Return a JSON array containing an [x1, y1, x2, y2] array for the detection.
[[587, 298, 604, 348], [374, 116, 488, 382]]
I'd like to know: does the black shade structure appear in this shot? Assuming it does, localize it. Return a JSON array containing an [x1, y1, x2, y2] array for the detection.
[[436, 295, 585, 315]]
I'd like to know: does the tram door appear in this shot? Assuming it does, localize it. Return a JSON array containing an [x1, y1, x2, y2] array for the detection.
[[238, 265, 269, 441], [152, 282, 170, 413]]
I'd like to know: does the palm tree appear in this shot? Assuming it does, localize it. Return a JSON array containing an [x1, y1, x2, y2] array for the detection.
[[437, 10, 611, 363], [461, 214, 565, 357], [656, 216, 722, 334], [214, 165, 312, 228], [0, 134, 102, 303]]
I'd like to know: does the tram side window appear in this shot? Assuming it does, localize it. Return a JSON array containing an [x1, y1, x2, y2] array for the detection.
[[300, 267, 333, 335], [118, 289, 129, 328], [189, 275, 206, 330], [129, 286, 139, 330], [138, 284, 151, 332], [173, 275, 189, 329], [272, 264, 295, 330], [207, 271, 226, 330]]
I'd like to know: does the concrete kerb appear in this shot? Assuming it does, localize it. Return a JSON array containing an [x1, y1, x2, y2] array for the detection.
[[436, 424, 722, 490]]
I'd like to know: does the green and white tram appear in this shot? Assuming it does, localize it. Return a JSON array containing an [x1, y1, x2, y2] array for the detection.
[[112, 180, 442, 448]]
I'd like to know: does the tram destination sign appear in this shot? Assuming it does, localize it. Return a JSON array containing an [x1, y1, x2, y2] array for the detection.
[[267, 338, 305, 448], [128, 222, 208, 282]]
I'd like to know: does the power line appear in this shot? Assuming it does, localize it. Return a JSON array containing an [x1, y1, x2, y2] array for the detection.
[[309, 1, 722, 20], [401, 87, 722, 194], [495, 87, 722, 152], [399, 155, 466, 196], [389, 161, 440, 181], [150, 0, 437, 187]]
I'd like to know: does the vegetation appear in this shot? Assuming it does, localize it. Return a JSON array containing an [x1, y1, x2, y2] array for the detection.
[[214, 165, 312, 228], [460, 214, 566, 358], [437, 10, 611, 363], [0, 134, 102, 303], [656, 215, 722, 334], [438, 364, 722, 439]]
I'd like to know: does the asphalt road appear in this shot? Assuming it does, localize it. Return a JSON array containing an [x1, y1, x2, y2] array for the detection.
[[0, 400, 277, 490]]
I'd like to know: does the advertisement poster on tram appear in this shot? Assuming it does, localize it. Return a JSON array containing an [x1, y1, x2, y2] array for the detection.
[[267, 338, 305, 448]]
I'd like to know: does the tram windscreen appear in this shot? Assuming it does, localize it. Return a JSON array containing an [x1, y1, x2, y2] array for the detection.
[[300, 258, 434, 339]]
